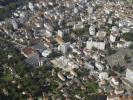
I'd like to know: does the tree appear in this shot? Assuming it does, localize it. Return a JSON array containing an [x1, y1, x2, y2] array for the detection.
[[124, 55, 131, 63], [129, 44, 133, 49], [107, 48, 116, 56], [9, 3, 16, 9], [122, 32, 133, 41]]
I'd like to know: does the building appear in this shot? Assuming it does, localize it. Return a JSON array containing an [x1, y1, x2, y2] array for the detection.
[[21, 47, 36, 58], [114, 88, 124, 95], [117, 41, 132, 48], [11, 19, 18, 30], [111, 26, 119, 33], [28, 2, 34, 11], [73, 22, 84, 30], [58, 30, 64, 38], [57, 72, 66, 81], [126, 67, 133, 84], [58, 42, 70, 54], [110, 34, 117, 43], [110, 77, 120, 86], [42, 50, 52, 57], [25, 54, 44, 68], [32, 41, 46, 53], [84, 62, 94, 70], [70, 70, 78, 77], [96, 30, 107, 39], [107, 95, 120, 100], [55, 35, 64, 44], [89, 25, 96, 36], [86, 41, 106, 50], [99, 72, 109, 80], [95, 62, 105, 71]]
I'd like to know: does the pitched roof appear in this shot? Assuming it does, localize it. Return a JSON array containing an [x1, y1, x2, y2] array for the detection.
[[22, 47, 36, 55]]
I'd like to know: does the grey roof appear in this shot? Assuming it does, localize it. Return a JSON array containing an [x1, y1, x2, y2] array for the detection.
[[32, 41, 46, 52], [25, 54, 40, 67]]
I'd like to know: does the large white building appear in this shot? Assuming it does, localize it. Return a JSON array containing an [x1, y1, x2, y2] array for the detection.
[[86, 41, 106, 50]]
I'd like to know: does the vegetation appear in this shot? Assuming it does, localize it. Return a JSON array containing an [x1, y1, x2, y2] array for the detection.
[[122, 32, 133, 42], [112, 64, 125, 73], [124, 55, 131, 63], [0, 0, 31, 20], [129, 44, 133, 49], [0, 1, 17, 20], [70, 80, 98, 100], [73, 28, 89, 36], [107, 48, 116, 56]]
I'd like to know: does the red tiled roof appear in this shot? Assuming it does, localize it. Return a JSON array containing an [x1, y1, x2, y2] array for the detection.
[[22, 47, 36, 55]]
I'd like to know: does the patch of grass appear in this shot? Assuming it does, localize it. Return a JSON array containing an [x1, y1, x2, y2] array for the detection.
[[2, 73, 13, 81]]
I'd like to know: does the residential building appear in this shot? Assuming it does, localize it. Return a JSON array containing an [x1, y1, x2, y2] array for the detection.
[[21, 47, 36, 58], [95, 62, 105, 71], [57, 72, 66, 81], [99, 72, 109, 80], [86, 41, 106, 50], [89, 25, 96, 36], [126, 67, 133, 84], [58, 42, 70, 54]]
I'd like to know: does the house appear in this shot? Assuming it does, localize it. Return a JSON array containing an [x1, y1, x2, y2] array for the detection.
[[121, 28, 131, 33], [87, 5, 94, 14], [110, 77, 120, 86], [91, 53, 100, 61], [99, 72, 109, 80], [74, 7, 78, 14], [84, 62, 94, 70], [95, 62, 105, 71], [45, 30, 53, 37], [57, 72, 66, 81], [99, 79, 107, 87], [70, 70, 78, 77], [86, 41, 106, 50], [110, 33, 118, 43], [55, 35, 64, 44], [119, 20, 128, 27], [111, 26, 119, 33], [114, 88, 124, 95], [108, 18, 113, 24], [117, 41, 132, 48], [96, 30, 107, 39], [107, 95, 120, 100], [21, 47, 36, 58]]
